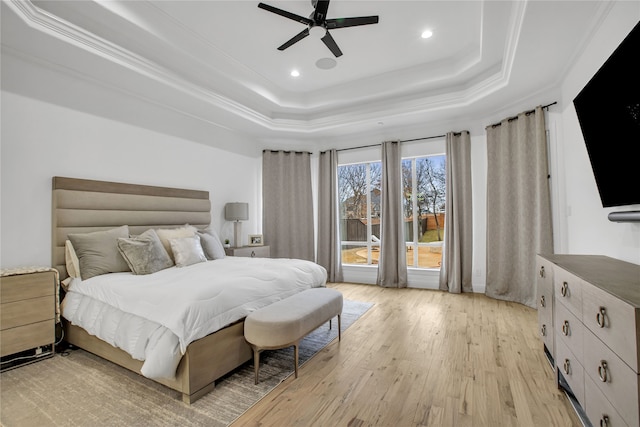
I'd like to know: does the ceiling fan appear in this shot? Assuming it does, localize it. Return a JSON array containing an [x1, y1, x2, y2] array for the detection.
[[257, 0, 379, 58]]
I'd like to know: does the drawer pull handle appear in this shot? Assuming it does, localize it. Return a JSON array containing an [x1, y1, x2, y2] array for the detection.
[[598, 361, 608, 382], [540, 295, 545, 308], [540, 325, 546, 337], [600, 415, 609, 427], [562, 320, 570, 336], [560, 282, 568, 297], [539, 266, 545, 278], [563, 358, 571, 375], [596, 307, 606, 328]]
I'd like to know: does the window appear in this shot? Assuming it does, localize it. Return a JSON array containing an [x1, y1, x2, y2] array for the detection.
[[402, 156, 446, 269], [338, 162, 381, 265], [338, 155, 446, 269]]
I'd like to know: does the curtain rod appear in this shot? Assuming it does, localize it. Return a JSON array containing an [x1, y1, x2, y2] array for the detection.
[[335, 133, 451, 153], [487, 101, 557, 128], [262, 149, 312, 155]]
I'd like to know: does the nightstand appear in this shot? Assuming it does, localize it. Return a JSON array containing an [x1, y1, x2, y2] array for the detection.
[[225, 245, 271, 258], [0, 270, 57, 369]]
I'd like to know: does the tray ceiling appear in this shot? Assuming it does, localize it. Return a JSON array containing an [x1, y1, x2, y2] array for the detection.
[[1, 0, 609, 147]]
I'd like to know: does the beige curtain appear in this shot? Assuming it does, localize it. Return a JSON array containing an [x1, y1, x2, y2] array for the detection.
[[317, 150, 343, 282], [376, 141, 408, 288], [485, 106, 553, 307], [262, 150, 314, 260], [439, 131, 473, 293]]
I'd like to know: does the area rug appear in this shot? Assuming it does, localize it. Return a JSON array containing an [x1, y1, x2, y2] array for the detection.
[[0, 299, 373, 427]]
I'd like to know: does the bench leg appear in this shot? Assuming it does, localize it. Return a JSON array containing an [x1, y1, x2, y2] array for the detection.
[[329, 315, 342, 341], [294, 343, 299, 378], [253, 347, 261, 385]]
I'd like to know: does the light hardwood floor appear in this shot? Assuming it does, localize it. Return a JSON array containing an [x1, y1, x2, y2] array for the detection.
[[234, 283, 580, 427]]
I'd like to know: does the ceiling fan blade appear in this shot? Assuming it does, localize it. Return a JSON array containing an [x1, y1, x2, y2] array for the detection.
[[325, 16, 379, 29], [278, 28, 310, 51], [313, 0, 330, 23], [321, 31, 343, 57], [258, 3, 313, 26]]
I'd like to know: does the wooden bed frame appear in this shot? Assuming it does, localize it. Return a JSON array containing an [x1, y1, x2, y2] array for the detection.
[[52, 176, 252, 404]]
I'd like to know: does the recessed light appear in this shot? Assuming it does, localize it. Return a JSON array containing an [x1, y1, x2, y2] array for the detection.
[[421, 30, 433, 39], [290, 69, 300, 77]]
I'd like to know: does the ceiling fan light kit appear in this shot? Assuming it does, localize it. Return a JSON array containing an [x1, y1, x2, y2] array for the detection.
[[258, 0, 379, 58]]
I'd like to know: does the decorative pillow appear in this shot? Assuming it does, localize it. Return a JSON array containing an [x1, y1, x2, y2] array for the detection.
[[65, 240, 81, 278], [197, 228, 226, 260], [156, 225, 198, 261], [117, 229, 174, 275], [68, 225, 131, 280], [169, 234, 207, 268]]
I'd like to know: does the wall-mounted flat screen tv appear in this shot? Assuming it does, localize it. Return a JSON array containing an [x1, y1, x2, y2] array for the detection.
[[573, 21, 640, 208]]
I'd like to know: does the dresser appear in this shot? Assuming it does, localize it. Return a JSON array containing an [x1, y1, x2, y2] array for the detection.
[[0, 271, 57, 367], [536, 254, 640, 427], [225, 245, 270, 258]]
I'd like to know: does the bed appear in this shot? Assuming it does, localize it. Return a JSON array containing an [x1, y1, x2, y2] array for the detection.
[[52, 176, 327, 404]]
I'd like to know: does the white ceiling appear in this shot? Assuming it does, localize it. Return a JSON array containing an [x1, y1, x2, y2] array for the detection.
[[1, 0, 610, 151]]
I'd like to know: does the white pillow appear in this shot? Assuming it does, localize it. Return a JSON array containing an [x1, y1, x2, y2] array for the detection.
[[169, 235, 207, 267], [197, 228, 226, 260], [156, 225, 198, 261]]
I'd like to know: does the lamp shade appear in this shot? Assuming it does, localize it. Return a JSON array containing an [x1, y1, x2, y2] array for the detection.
[[225, 202, 249, 221]]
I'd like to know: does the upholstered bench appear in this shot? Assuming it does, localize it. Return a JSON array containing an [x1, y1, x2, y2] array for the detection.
[[244, 287, 343, 384]]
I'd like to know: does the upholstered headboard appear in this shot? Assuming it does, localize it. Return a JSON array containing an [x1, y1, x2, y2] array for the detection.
[[52, 176, 211, 280]]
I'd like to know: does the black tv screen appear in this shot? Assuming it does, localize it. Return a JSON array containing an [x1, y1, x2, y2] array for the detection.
[[573, 21, 640, 208]]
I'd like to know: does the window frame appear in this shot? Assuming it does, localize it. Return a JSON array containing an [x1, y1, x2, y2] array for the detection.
[[337, 141, 446, 271]]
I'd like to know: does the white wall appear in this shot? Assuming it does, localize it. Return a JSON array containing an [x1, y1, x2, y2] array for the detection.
[[556, 2, 640, 265], [0, 92, 262, 269]]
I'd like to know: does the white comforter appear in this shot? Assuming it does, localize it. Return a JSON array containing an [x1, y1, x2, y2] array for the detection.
[[62, 257, 327, 379]]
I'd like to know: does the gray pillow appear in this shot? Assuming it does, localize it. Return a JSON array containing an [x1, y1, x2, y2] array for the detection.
[[169, 235, 207, 267], [117, 229, 174, 275], [197, 228, 226, 260], [68, 225, 131, 280]]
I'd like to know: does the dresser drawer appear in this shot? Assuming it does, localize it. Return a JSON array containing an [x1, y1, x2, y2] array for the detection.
[[582, 280, 639, 373], [556, 338, 585, 405], [0, 272, 54, 303], [0, 320, 54, 357], [583, 329, 639, 427], [537, 256, 555, 355], [539, 308, 554, 356], [585, 375, 629, 427], [554, 267, 583, 318], [555, 299, 585, 364], [1, 296, 54, 330]]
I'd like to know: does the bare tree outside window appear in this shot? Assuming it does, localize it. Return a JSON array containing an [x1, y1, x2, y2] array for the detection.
[[416, 157, 445, 241], [402, 155, 446, 268], [339, 156, 445, 269], [339, 162, 381, 264]]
